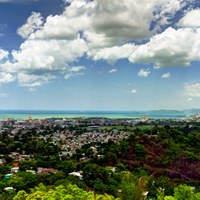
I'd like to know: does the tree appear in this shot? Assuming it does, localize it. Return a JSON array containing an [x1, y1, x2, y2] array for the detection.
[[120, 172, 143, 200], [13, 183, 94, 200], [134, 144, 146, 157], [8, 172, 37, 191], [156, 184, 200, 200], [95, 193, 120, 200], [83, 163, 109, 186]]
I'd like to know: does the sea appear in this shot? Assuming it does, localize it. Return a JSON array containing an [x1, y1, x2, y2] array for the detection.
[[0, 110, 194, 120]]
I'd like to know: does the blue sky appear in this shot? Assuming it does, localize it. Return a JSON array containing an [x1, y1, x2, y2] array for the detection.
[[0, 0, 200, 111]]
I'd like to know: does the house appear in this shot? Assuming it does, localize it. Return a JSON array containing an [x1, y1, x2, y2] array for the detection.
[[26, 170, 36, 174], [42, 168, 57, 174], [97, 155, 105, 158], [90, 146, 98, 154], [5, 174, 13, 179], [4, 187, 15, 191], [12, 163, 19, 167], [10, 167, 19, 174], [68, 172, 83, 180]]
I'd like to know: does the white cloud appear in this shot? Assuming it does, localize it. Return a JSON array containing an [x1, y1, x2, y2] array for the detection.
[[18, 0, 178, 48], [18, 73, 56, 86], [0, 0, 38, 2], [187, 98, 192, 102], [1, 36, 88, 75], [108, 69, 117, 73], [0, 93, 7, 97], [129, 27, 200, 67], [0, 72, 16, 83], [184, 83, 200, 97], [90, 27, 200, 68], [64, 74, 71, 79], [0, 0, 13, 2], [88, 43, 136, 64], [70, 66, 86, 72], [19, 82, 42, 87], [64, 72, 84, 79], [17, 12, 43, 39], [0, 49, 9, 60], [74, 72, 84, 76], [0, 0, 197, 88], [177, 9, 200, 27], [153, 0, 186, 31], [161, 72, 170, 78], [29, 88, 36, 91], [153, 65, 160, 69], [26, 0, 90, 40], [138, 68, 150, 77], [131, 89, 137, 93]]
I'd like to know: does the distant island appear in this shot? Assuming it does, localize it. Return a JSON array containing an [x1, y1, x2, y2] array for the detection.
[[147, 109, 200, 114], [183, 108, 200, 113], [148, 109, 184, 113]]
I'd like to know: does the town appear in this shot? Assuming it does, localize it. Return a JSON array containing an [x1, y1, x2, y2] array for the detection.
[[1, 115, 200, 199]]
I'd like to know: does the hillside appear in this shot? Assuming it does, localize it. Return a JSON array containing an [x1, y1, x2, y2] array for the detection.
[[104, 126, 200, 181]]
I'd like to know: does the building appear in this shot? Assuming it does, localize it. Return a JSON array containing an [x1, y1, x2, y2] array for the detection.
[[140, 114, 148, 121]]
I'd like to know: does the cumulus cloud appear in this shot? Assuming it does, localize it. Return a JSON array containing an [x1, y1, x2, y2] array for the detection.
[[0, 0, 198, 88], [0, 72, 16, 83], [0, 0, 38, 2], [70, 66, 86, 72], [129, 27, 200, 67], [0, 93, 7, 97], [26, 0, 90, 40], [138, 68, 150, 77], [18, 0, 177, 47], [177, 9, 200, 27], [1, 37, 88, 75], [90, 27, 200, 68], [29, 88, 36, 91], [88, 43, 136, 64], [0, 49, 9, 60], [64, 72, 84, 79], [64, 74, 71, 79], [108, 69, 117, 73], [19, 82, 42, 87], [0, 0, 13, 2], [18, 73, 56, 86], [17, 12, 43, 39], [84, 0, 170, 48], [131, 89, 137, 93], [161, 72, 170, 78], [153, 0, 186, 31], [184, 83, 200, 97]]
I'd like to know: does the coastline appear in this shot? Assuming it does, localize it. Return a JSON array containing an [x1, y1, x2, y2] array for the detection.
[[0, 110, 194, 120]]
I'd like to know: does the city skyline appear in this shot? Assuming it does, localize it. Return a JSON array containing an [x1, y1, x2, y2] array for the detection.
[[0, 0, 200, 111]]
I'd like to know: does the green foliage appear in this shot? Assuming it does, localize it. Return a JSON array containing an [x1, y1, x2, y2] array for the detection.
[[134, 144, 146, 157], [157, 184, 200, 200], [145, 176, 169, 198], [94, 178, 109, 193], [119, 172, 143, 200], [8, 172, 37, 191], [14, 183, 94, 200], [55, 175, 87, 191], [115, 163, 126, 172], [95, 193, 120, 200], [82, 163, 109, 186]]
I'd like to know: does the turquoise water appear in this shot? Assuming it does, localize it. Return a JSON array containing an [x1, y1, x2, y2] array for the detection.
[[0, 110, 194, 120]]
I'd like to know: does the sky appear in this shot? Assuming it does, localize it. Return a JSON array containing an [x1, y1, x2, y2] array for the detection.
[[0, 0, 200, 111]]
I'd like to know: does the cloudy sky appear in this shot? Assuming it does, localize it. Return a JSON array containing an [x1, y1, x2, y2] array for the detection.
[[0, 0, 200, 111]]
